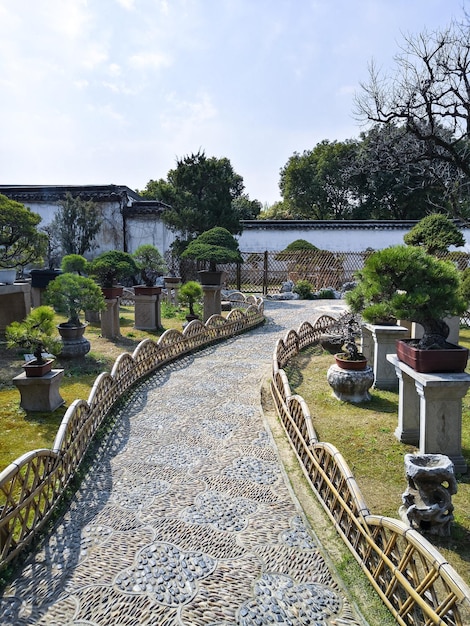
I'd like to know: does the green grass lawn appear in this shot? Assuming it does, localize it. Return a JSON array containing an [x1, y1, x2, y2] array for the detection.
[[284, 329, 470, 585]]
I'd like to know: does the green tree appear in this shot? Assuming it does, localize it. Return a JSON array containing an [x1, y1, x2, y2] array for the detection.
[[404, 213, 465, 255], [139, 150, 247, 246], [0, 193, 47, 269], [355, 19, 470, 220], [279, 140, 359, 219], [51, 192, 102, 256]]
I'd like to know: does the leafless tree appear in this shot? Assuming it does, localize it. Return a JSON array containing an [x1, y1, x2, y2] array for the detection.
[[355, 19, 470, 218]]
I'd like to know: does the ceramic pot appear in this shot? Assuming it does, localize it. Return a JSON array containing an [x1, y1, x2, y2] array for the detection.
[[134, 285, 162, 295], [23, 358, 53, 377], [396, 339, 469, 373], [334, 353, 368, 371], [101, 286, 124, 299], [57, 323, 88, 340], [0, 268, 17, 284]]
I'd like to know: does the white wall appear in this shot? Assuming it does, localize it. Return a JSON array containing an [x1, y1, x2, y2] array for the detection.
[[237, 223, 470, 253]]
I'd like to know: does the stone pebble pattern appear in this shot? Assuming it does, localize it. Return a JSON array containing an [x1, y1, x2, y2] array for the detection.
[[0, 301, 365, 626]]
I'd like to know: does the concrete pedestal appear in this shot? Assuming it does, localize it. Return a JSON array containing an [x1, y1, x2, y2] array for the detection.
[[361, 324, 410, 390], [387, 354, 470, 473], [13, 369, 65, 412], [164, 278, 181, 305], [134, 293, 161, 330], [0, 283, 31, 335], [201, 285, 222, 322], [101, 297, 120, 339]]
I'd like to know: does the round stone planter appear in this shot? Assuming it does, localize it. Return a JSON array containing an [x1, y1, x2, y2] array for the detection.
[[57, 323, 90, 358], [327, 364, 374, 403]]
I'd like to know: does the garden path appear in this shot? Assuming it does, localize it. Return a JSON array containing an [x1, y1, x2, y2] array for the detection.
[[0, 299, 369, 626]]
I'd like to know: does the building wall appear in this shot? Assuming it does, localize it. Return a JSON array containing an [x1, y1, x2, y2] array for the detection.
[[3, 185, 470, 257], [237, 221, 470, 253]]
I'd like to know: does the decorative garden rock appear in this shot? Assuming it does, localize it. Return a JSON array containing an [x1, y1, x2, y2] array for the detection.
[[400, 453, 457, 536]]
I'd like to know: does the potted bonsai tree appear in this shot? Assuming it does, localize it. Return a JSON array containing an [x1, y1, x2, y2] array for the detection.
[[132, 244, 167, 294], [6, 306, 61, 377], [346, 245, 469, 372], [45, 273, 106, 331], [88, 250, 139, 298], [334, 318, 368, 370], [181, 227, 242, 286], [178, 280, 203, 322]]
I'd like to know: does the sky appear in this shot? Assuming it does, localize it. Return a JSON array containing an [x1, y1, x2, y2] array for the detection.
[[0, 0, 467, 206]]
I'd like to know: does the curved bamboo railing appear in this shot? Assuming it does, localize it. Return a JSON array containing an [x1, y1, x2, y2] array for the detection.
[[271, 316, 470, 626], [0, 294, 264, 570]]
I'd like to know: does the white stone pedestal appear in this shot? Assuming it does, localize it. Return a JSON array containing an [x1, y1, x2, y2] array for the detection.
[[201, 285, 222, 322], [164, 278, 181, 304], [387, 354, 470, 473], [361, 324, 410, 390], [134, 293, 161, 330], [101, 297, 120, 338], [13, 369, 65, 412]]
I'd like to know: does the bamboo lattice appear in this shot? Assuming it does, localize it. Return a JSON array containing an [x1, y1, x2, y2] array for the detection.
[[270, 315, 470, 625]]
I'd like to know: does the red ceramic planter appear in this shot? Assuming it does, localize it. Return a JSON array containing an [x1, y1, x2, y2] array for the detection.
[[396, 339, 469, 373], [334, 353, 368, 370], [23, 359, 53, 377]]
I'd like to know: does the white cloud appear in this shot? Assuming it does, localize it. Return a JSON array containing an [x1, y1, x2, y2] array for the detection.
[[115, 0, 136, 9], [129, 52, 172, 70]]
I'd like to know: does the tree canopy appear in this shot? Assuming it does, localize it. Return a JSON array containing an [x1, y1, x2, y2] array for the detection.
[[139, 150, 258, 248], [0, 194, 47, 269], [404, 213, 465, 254], [355, 19, 470, 221], [50, 192, 102, 257]]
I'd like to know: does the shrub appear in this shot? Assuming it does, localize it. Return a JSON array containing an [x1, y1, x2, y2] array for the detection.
[[317, 288, 335, 299], [293, 279, 314, 299]]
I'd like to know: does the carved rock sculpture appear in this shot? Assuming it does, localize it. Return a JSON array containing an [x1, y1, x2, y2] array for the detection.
[[400, 453, 457, 536]]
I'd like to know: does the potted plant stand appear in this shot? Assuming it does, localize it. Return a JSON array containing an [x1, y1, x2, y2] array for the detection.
[[387, 353, 470, 473], [13, 368, 65, 412], [361, 323, 410, 389], [134, 287, 162, 331]]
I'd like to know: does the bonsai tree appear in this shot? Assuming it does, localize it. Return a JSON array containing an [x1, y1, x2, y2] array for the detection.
[[404, 213, 465, 255], [88, 250, 139, 288], [178, 281, 203, 318], [45, 273, 106, 326], [0, 194, 48, 270], [132, 244, 167, 286], [60, 254, 88, 275], [346, 245, 467, 348], [6, 306, 61, 364], [181, 227, 242, 271]]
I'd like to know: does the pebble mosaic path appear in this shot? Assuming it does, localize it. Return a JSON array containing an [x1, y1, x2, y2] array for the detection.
[[0, 300, 368, 626]]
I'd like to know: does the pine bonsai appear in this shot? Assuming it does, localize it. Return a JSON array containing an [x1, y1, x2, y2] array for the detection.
[[181, 227, 242, 271], [133, 244, 167, 286], [6, 306, 61, 364], [346, 245, 467, 349], [45, 273, 106, 326]]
